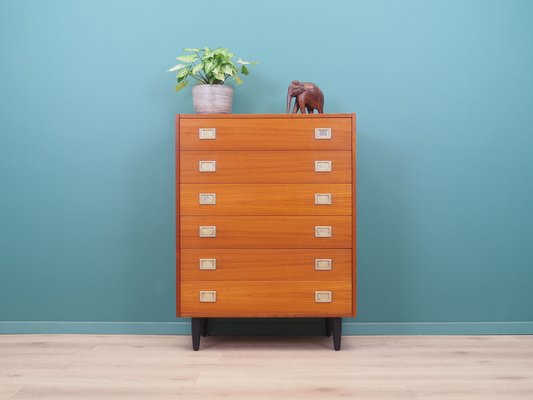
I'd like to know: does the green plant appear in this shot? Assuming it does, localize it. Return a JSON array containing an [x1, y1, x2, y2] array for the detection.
[[167, 47, 257, 92]]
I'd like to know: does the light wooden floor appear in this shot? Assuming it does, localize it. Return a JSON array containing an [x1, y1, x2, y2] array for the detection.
[[1, 334, 533, 399]]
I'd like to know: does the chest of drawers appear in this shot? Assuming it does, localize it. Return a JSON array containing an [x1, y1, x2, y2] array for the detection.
[[176, 114, 356, 350]]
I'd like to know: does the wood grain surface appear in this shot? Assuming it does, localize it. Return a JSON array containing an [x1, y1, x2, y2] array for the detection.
[[180, 216, 352, 249], [180, 183, 352, 216], [175, 115, 181, 315], [179, 151, 352, 183], [179, 117, 352, 150], [351, 113, 357, 317], [176, 114, 356, 319], [179, 113, 353, 119], [180, 280, 353, 317], [180, 249, 352, 281]]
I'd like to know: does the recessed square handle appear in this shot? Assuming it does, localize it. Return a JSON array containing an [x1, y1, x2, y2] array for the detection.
[[314, 161, 332, 172], [315, 226, 332, 238], [315, 128, 332, 140], [199, 226, 216, 237], [315, 259, 332, 270], [200, 290, 217, 302], [199, 193, 216, 205], [199, 128, 216, 140], [199, 258, 217, 270], [315, 291, 332, 303], [199, 161, 216, 172], [314, 193, 332, 205]]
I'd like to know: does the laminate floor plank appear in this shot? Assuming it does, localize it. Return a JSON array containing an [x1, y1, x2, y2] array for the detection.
[[0, 385, 22, 400], [0, 335, 532, 399]]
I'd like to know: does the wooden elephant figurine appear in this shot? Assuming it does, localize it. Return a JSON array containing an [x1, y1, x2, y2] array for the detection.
[[286, 80, 324, 114]]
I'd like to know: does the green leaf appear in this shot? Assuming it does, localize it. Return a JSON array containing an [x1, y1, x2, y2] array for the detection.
[[175, 80, 188, 92], [213, 71, 225, 82], [223, 65, 234, 76], [184, 48, 200, 52], [204, 60, 215, 73], [241, 65, 249, 75], [192, 63, 204, 75], [176, 54, 197, 63], [176, 67, 189, 79], [234, 74, 243, 85], [167, 64, 185, 73], [238, 58, 258, 66]]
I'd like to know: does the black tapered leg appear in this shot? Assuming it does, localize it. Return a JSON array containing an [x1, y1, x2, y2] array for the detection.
[[331, 317, 342, 351], [201, 318, 208, 337], [325, 318, 332, 337], [191, 318, 202, 351]]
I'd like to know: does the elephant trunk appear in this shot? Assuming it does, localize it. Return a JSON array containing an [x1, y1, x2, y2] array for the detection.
[[286, 91, 292, 113]]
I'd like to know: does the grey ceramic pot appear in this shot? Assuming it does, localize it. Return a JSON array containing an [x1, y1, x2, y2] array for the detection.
[[192, 84, 233, 114]]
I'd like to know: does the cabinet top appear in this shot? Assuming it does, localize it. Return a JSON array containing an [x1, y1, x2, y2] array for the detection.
[[176, 113, 355, 119]]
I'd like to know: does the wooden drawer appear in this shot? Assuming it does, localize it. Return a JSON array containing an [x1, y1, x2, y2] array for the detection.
[[180, 216, 352, 249], [179, 117, 352, 151], [179, 151, 352, 183], [181, 249, 352, 281], [180, 281, 353, 317], [180, 184, 352, 216]]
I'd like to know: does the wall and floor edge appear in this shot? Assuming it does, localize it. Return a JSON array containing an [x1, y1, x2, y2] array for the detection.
[[1, 321, 533, 335]]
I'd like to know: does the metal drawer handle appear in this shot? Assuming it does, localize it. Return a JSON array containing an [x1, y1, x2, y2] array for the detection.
[[199, 291, 217, 302], [199, 258, 217, 270], [199, 161, 216, 172], [314, 193, 332, 205], [199, 128, 216, 140], [315, 291, 332, 303], [314, 161, 332, 172], [315, 259, 332, 270], [315, 128, 332, 140], [199, 226, 216, 237], [199, 193, 216, 205], [315, 226, 332, 238]]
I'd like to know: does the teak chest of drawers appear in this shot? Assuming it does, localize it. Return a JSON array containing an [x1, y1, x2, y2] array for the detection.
[[175, 113, 356, 350]]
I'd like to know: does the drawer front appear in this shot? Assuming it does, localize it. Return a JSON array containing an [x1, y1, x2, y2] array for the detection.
[[180, 151, 352, 183], [179, 118, 352, 150], [181, 249, 352, 281], [180, 281, 353, 317], [180, 184, 352, 216], [180, 216, 352, 249]]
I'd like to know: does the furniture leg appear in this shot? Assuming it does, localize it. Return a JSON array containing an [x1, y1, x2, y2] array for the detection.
[[191, 318, 202, 351], [332, 317, 342, 351]]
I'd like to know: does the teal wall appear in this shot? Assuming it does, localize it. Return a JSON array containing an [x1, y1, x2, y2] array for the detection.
[[1, 0, 533, 335]]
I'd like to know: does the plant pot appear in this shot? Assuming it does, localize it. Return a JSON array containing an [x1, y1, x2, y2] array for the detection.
[[192, 84, 233, 114]]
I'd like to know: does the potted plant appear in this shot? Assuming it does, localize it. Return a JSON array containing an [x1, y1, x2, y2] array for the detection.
[[168, 47, 256, 114]]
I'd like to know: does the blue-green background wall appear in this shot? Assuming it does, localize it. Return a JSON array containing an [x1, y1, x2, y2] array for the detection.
[[1, 0, 533, 335]]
